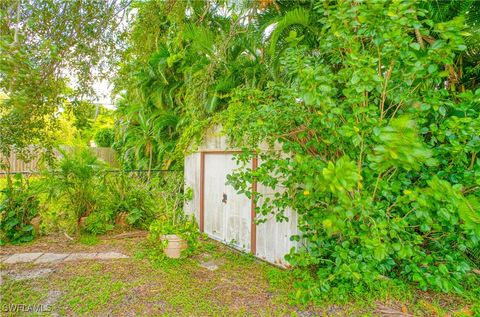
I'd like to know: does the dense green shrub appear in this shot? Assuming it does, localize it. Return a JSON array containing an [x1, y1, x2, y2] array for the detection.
[[41, 148, 108, 233], [94, 127, 115, 147], [221, 0, 480, 301], [105, 172, 156, 227], [40, 148, 185, 235], [0, 174, 40, 244], [83, 211, 114, 235]]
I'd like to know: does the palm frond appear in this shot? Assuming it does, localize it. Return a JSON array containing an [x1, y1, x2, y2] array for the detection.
[[268, 7, 311, 57], [183, 23, 216, 55]]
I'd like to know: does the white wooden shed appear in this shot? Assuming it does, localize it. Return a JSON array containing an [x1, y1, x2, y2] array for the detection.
[[184, 127, 299, 266]]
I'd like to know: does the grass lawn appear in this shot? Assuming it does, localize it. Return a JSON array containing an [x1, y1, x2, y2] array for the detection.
[[0, 232, 477, 316]]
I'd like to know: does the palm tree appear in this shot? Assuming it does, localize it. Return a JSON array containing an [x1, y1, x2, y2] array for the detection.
[[419, 0, 480, 90], [116, 97, 180, 175]]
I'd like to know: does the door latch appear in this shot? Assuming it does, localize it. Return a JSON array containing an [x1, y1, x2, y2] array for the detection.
[[222, 193, 227, 204]]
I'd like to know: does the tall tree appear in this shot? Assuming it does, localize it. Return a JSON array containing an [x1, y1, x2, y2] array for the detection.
[[114, 0, 270, 169], [0, 0, 128, 164]]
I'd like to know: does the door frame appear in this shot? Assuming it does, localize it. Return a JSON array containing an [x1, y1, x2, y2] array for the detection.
[[199, 150, 257, 255]]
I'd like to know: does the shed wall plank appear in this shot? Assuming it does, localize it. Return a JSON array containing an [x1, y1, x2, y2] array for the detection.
[[184, 153, 200, 220]]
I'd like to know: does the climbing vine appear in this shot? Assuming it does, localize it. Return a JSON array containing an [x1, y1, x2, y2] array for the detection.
[[221, 0, 480, 300], [116, 0, 480, 301]]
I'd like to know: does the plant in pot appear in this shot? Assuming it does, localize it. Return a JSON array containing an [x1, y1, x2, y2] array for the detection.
[[149, 210, 199, 259], [148, 174, 198, 258]]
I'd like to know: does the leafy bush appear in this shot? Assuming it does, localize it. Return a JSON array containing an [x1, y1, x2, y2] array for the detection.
[[41, 148, 109, 233], [220, 1, 480, 302], [104, 172, 156, 227], [83, 211, 114, 235], [94, 128, 115, 147], [40, 148, 183, 235], [0, 174, 40, 244]]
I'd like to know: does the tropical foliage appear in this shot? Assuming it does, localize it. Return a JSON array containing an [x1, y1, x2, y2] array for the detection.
[[39, 148, 182, 235], [0, 0, 127, 161], [0, 174, 39, 244], [0, 0, 479, 305], [114, 0, 270, 170], [41, 148, 110, 233], [94, 127, 115, 148], [116, 0, 480, 301]]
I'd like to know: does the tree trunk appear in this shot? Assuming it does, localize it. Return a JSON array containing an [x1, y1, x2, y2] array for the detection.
[[148, 141, 153, 180], [13, 0, 21, 44]]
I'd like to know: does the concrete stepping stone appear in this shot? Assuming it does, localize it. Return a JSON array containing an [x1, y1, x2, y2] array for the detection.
[[64, 253, 98, 261], [1, 252, 129, 265], [199, 260, 220, 271], [34, 253, 69, 264], [3, 253, 43, 264], [95, 252, 129, 260]]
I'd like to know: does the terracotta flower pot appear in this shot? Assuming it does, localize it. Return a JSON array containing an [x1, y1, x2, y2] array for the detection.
[[30, 216, 41, 234], [115, 212, 128, 227], [79, 216, 87, 228], [161, 234, 187, 259]]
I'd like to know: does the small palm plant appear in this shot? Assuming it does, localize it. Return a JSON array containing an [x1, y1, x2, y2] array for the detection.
[[42, 148, 107, 232]]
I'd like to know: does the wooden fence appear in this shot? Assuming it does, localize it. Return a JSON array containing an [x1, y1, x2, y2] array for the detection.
[[0, 146, 118, 174]]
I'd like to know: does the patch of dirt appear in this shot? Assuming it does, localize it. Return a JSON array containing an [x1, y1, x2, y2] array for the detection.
[[42, 290, 63, 311], [199, 259, 223, 271], [1, 268, 56, 281], [209, 275, 273, 312], [190, 268, 215, 282], [0, 231, 147, 256], [112, 284, 168, 316], [375, 303, 414, 317]]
